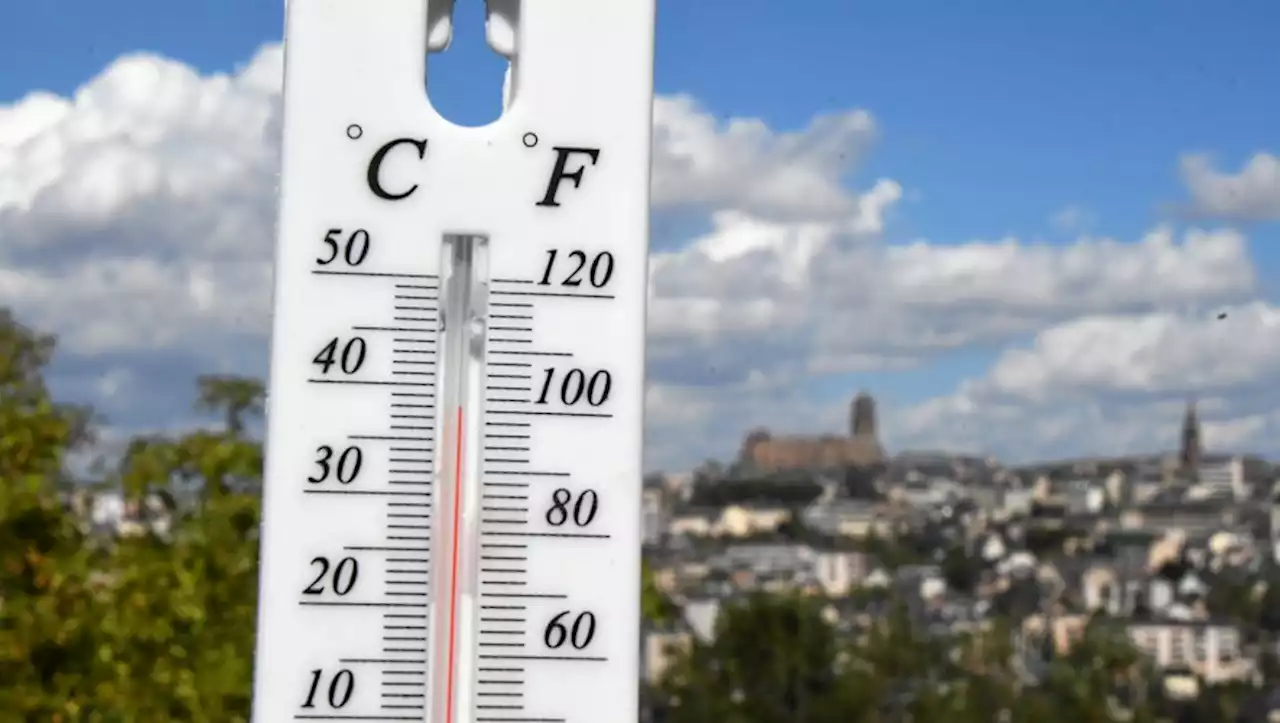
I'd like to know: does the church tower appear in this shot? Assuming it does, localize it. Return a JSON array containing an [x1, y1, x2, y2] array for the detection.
[[1179, 399, 1202, 476], [851, 392, 877, 438]]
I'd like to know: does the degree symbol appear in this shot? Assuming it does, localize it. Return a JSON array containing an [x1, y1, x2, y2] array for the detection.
[[346, 124, 364, 140], [522, 132, 539, 148]]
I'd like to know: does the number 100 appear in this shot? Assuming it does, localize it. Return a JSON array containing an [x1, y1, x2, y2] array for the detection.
[[536, 367, 612, 407]]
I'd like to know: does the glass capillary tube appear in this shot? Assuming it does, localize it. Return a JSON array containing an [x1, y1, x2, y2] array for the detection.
[[430, 234, 490, 723]]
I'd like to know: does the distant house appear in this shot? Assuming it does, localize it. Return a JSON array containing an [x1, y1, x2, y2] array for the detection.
[[1125, 620, 1253, 684], [667, 504, 789, 539], [802, 498, 885, 538], [66, 488, 172, 538]]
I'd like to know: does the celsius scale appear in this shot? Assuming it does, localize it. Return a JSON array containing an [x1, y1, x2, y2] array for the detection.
[[250, 1, 656, 722]]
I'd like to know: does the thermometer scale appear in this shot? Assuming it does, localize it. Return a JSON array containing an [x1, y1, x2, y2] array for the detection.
[[251, 2, 656, 722]]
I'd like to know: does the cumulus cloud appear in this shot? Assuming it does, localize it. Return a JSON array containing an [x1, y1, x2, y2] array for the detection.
[[0, 42, 1272, 470], [978, 303, 1280, 399], [1180, 151, 1280, 221], [650, 95, 884, 221], [0, 46, 284, 356], [893, 302, 1280, 461], [649, 218, 1254, 388]]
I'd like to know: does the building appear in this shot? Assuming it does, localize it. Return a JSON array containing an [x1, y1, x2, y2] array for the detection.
[[738, 392, 886, 472], [1125, 621, 1252, 684]]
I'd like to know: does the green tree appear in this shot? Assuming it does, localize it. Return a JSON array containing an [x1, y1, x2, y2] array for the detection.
[[0, 311, 263, 720], [88, 406, 262, 719], [0, 311, 103, 719], [0, 476, 105, 720], [1036, 618, 1153, 722], [642, 557, 680, 626], [0, 310, 91, 483], [661, 592, 850, 723], [194, 374, 265, 437], [940, 544, 983, 593]]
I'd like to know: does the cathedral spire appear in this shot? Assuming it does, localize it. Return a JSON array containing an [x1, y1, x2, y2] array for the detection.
[[1179, 397, 1202, 475]]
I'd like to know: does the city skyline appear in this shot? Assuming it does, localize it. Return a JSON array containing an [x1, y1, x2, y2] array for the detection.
[[711, 391, 1249, 477]]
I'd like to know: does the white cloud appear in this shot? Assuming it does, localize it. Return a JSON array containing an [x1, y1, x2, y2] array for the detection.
[[0, 46, 283, 356], [892, 302, 1280, 460], [0, 42, 1273, 471], [648, 219, 1254, 389], [979, 303, 1280, 398], [1181, 151, 1280, 221], [651, 95, 883, 221]]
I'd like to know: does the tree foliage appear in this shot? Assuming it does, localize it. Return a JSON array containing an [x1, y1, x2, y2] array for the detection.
[[0, 312, 261, 720], [642, 557, 680, 626], [658, 594, 1179, 723]]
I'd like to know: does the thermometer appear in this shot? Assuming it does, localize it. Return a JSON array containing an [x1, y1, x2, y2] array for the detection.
[[250, 2, 656, 722]]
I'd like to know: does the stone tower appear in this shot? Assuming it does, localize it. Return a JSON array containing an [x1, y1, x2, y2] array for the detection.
[[851, 392, 877, 438], [1179, 399, 1202, 475]]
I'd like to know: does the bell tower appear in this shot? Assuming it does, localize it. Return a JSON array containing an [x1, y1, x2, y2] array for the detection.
[[851, 392, 877, 438]]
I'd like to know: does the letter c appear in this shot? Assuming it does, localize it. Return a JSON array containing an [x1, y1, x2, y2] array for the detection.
[[367, 137, 428, 201]]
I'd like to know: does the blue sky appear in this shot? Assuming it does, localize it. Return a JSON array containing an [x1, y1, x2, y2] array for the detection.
[[2, 1, 1278, 468], [6, 0, 1276, 245]]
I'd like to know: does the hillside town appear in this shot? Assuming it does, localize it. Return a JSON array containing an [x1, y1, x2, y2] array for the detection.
[[639, 392, 1280, 717], [67, 391, 1280, 719]]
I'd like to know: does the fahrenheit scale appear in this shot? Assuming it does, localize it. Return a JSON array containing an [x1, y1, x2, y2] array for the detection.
[[250, 2, 656, 722]]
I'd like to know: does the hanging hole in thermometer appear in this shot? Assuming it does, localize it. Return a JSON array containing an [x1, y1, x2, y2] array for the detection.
[[250, 2, 657, 723]]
